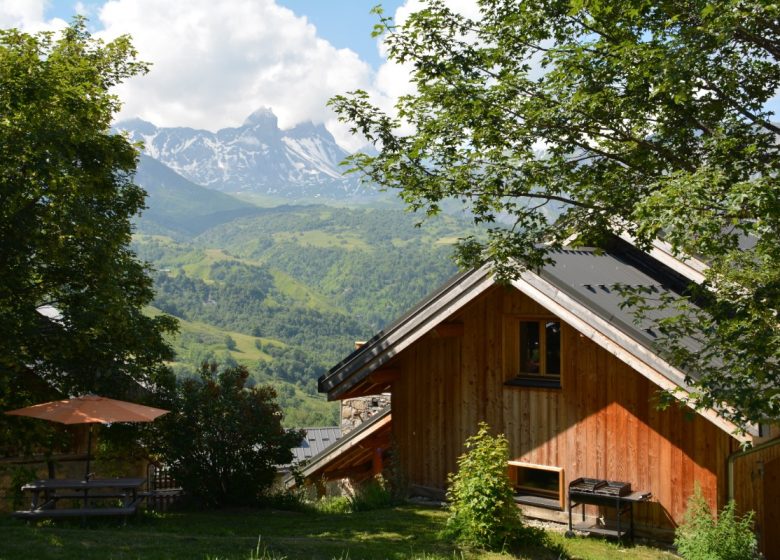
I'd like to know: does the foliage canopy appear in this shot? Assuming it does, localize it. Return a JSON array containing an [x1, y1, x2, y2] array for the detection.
[[331, 0, 780, 427], [0, 20, 177, 454]]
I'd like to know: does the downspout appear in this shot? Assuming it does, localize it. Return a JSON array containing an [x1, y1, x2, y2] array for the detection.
[[727, 436, 780, 501]]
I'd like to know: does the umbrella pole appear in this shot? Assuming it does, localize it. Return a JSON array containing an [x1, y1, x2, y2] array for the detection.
[[85, 425, 92, 481]]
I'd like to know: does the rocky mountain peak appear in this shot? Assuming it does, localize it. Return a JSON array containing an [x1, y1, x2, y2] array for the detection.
[[242, 106, 279, 129], [286, 121, 333, 140], [119, 117, 157, 135], [117, 109, 373, 198]]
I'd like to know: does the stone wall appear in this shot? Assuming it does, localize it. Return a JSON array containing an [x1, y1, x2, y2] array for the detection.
[[340, 393, 390, 434]]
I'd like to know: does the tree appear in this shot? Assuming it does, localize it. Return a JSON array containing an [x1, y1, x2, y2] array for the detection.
[[149, 363, 303, 507], [0, 20, 177, 454], [330, 0, 780, 428]]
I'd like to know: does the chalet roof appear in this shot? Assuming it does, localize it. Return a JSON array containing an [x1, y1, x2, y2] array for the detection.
[[318, 240, 756, 441], [539, 244, 701, 388], [319, 239, 693, 392]]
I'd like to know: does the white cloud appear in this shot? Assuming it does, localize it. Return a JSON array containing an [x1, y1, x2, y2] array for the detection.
[[0, 0, 67, 32], [0, 0, 482, 152], [97, 0, 378, 150], [74, 2, 91, 16]]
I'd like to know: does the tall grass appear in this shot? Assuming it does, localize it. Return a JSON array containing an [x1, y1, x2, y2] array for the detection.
[[207, 536, 286, 560], [347, 477, 394, 512]]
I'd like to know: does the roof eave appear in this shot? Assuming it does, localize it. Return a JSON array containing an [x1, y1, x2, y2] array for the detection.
[[319, 264, 495, 399], [283, 407, 392, 487]]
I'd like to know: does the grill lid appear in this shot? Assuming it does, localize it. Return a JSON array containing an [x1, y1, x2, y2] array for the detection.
[[569, 478, 606, 493], [569, 478, 632, 497]]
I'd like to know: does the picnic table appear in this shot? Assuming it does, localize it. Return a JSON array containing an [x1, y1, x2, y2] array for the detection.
[[13, 477, 147, 520]]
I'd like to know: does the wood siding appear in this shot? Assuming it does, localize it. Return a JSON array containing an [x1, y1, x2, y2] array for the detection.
[[731, 442, 780, 559], [392, 285, 738, 534]]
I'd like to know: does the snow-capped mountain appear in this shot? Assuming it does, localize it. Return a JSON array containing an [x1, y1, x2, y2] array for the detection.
[[117, 108, 369, 197]]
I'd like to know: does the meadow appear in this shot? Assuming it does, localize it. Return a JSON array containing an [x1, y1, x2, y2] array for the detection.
[[0, 505, 677, 560]]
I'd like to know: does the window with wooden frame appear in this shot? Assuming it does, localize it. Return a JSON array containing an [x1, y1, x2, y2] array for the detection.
[[505, 318, 562, 388], [507, 461, 565, 510]]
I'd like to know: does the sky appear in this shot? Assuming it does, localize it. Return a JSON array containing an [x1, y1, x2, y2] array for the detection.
[[1, 1, 777, 151], [0, 0, 429, 150]]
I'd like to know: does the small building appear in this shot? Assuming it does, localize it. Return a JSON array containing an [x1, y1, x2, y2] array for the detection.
[[314, 237, 780, 557], [291, 407, 391, 489], [276, 426, 342, 486]]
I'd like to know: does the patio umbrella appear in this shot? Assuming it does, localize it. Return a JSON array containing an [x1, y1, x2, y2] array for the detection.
[[5, 395, 169, 480]]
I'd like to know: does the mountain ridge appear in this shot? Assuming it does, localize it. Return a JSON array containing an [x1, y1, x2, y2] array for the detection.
[[118, 109, 371, 198], [134, 154, 264, 236]]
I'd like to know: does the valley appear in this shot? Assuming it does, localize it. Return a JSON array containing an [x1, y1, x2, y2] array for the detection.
[[131, 150, 480, 426]]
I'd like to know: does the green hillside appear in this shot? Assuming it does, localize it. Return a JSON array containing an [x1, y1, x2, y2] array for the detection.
[[131, 160, 481, 428], [134, 205, 473, 355], [147, 306, 338, 427], [134, 154, 264, 236]]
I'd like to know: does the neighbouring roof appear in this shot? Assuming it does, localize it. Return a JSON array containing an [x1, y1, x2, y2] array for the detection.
[[318, 238, 756, 440], [291, 426, 342, 465], [277, 426, 342, 472], [284, 407, 391, 487]]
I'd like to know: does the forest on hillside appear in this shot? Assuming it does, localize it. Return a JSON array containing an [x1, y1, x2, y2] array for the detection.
[[132, 203, 479, 426]]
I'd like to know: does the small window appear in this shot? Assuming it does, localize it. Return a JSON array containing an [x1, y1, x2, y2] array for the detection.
[[506, 319, 561, 388], [508, 462, 564, 510]]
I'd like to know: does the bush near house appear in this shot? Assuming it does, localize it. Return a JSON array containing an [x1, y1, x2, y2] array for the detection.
[[674, 485, 759, 560], [444, 422, 525, 550]]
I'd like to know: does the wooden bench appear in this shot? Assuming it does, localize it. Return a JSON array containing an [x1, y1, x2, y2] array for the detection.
[[13, 505, 138, 520], [16, 477, 147, 519], [36, 492, 131, 500]]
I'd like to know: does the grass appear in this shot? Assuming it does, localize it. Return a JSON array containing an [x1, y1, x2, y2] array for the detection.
[[0, 505, 678, 560], [181, 249, 246, 282], [146, 306, 277, 366]]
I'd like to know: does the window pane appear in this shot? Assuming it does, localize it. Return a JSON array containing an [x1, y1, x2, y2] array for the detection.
[[545, 321, 561, 375], [520, 321, 540, 374]]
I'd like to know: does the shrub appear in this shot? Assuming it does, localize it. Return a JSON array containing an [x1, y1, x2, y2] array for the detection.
[[150, 363, 303, 507], [674, 485, 759, 560], [348, 475, 394, 512], [6, 465, 36, 511], [315, 495, 352, 514], [444, 422, 523, 550], [259, 489, 312, 513]]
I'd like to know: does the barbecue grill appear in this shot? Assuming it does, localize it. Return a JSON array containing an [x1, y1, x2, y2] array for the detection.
[[599, 481, 632, 497], [566, 478, 649, 542]]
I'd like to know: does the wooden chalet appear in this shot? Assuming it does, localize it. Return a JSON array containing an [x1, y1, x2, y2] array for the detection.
[[314, 237, 780, 556]]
